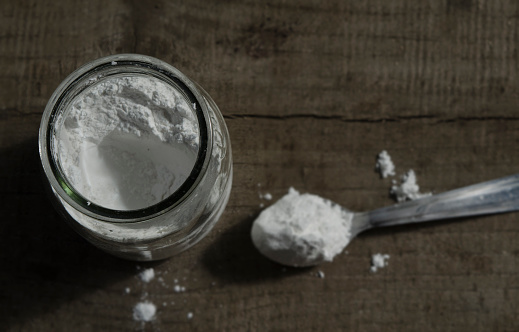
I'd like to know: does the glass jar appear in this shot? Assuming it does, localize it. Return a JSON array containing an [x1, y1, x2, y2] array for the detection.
[[39, 54, 232, 261]]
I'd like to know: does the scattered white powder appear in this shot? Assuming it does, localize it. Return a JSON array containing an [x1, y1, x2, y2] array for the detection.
[[125, 287, 131, 294], [251, 188, 353, 267], [133, 301, 156, 322], [139, 268, 155, 283], [55, 75, 200, 210], [375, 150, 395, 178], [260, 192, 273, 200], [187, 312, 194, 320], [371, 253, 390, 272], [174, 285, 186, 293], [390, 169, 432, 202], [317, 270, 325, 278]]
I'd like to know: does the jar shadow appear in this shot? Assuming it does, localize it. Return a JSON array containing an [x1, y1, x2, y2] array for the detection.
[[0, 138, 143, 331]]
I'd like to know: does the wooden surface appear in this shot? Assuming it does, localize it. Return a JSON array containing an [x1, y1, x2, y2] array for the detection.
[[2, 0, 519, 331]]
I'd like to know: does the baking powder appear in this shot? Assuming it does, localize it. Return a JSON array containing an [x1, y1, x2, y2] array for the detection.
[[55, 75, 200, 210], [251, 188, 353, 267], [390, 169, 432, 202]]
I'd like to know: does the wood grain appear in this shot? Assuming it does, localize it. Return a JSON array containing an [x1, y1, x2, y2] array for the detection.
[[1, 0, 519, 331]]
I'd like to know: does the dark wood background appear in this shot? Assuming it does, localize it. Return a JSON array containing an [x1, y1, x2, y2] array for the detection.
[[2, 0, 519, 331]]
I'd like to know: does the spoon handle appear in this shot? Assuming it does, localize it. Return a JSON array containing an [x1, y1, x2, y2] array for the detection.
[[365, 174, 519, 229]]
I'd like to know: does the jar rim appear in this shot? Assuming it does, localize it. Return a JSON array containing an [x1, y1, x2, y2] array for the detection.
[[39, 54, 213, 222]]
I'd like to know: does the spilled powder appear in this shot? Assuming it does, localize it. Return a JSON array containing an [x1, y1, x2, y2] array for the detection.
[[139, 268, 155, 283], [133, 301, 156, 322], [371, 253, 390, 272], [375, 150, 431, 202], [174, 285, 186, 293], [390, 169, 432, 202], [375, 150, 395, 178], [261, 192, 273, 200]]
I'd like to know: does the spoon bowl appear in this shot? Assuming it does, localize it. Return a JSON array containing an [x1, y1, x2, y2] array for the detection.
[[252, 174, 519, 267]]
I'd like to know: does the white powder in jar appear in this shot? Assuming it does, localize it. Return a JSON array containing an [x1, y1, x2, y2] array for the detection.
[[251, 188, 353, 267], [54, 75, 200, 210]]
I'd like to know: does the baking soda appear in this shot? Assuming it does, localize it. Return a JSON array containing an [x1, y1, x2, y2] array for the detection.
[[133, 301, 156, 322], [251, 188, 353, 267], [371, 253, 390, 272], [375, 150, 395, 178], [139, 268, 155, 283], [55, 75, 200, 210], [390, 170, 431, 202]]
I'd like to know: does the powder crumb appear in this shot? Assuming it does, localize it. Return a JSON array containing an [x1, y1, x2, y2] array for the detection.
[[263, 192, 272, 200], [125, 287, 131, 294], [375, 150, 396, 178], [187, 312, 194, 320], [371, 253, 390, 272], [259, 203, 264, 208], [111, 61, 117, 65], [139, 268, 155, 283], [317, 270, 325, 278], [390, 170, 431, 202], [174, 285, 186, 293], [133, 301, 156, 322]]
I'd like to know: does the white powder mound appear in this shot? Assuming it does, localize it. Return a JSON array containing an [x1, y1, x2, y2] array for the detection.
[[375, 150, 395, 178], [390, 169, 432, 202], [251, 188, 353, 267], [139, 268, 155, 283], [370, 253, 390, 272], [133, 301, 156, 322], [55, 75, 200, 210]]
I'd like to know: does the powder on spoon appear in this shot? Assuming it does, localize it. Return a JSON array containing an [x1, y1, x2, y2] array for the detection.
[[251, 188, 353, 267]]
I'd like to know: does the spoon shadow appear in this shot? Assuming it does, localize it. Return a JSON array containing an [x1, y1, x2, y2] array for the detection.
[[200, 213, 313, 284]]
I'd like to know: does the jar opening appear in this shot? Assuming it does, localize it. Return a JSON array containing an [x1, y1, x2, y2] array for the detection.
[[43, 57, 209, 220]]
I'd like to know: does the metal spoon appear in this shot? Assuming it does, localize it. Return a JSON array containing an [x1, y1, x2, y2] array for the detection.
[[252, 174, 519, 267]]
